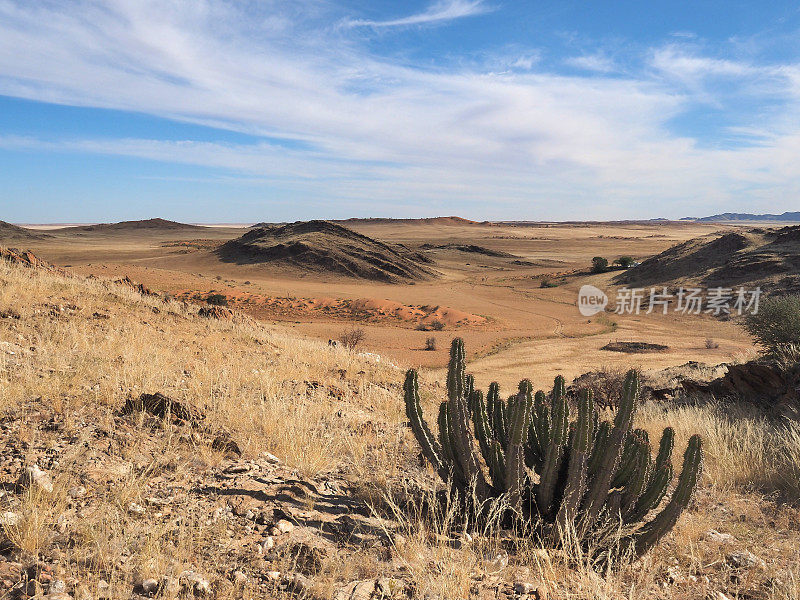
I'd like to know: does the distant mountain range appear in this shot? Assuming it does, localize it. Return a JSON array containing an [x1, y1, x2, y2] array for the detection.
[[681, 212, 800, 223]]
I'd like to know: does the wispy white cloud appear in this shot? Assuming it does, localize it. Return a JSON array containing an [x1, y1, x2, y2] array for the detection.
[[565, 53, 617, 73], [342, 0, 491, 28], [0, 1, 799, 218]]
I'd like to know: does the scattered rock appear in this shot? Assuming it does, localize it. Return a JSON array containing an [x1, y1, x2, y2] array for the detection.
[[128, 502, 146, 516], [179, 571, 211, 596], [262, 537, 275, 551], [275, 519, 295, 534], [16, 464, 54, 494], [68, 486, 86, 499], [727, 550, 766, 570], [262, 452, 280, 464], [140, 578, 159, 595], [232, 571, 247, 587], [122, 392, 204, 423], [705, 529, 734, 544]]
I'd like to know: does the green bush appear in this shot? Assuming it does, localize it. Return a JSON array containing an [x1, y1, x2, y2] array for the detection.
[[591, 256, 609, 273], [614, 256, 635, 268], [206, 293, 228, 306], [743, 295, 800, 356]]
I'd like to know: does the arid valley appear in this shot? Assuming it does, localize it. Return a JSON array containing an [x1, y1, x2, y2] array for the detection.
[[9, 218, 757, 386]]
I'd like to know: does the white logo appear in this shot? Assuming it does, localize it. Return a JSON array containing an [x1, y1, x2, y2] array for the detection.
[[578, 285, 608, 316]]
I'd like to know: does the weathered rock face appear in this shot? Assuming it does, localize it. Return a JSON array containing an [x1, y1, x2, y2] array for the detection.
[[0, 248, 62, 273], [682, 360, 800, 419]]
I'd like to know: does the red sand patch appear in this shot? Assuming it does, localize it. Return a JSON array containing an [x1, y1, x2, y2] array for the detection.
[[177, 290, 487, 328]]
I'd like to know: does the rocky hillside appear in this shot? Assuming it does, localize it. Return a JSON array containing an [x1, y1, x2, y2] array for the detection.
[[615, 226, 800, 293], [219, 220, 436, 282], [0, 222, 49, 242]]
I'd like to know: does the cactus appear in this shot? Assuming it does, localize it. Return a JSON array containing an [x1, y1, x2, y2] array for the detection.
[[401, 338, 703, 559]]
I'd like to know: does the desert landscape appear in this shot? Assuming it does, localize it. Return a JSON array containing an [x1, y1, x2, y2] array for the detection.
[[4, 1, 800, 599], [2, 216, 800, 600], [3, 217, 760, 384]]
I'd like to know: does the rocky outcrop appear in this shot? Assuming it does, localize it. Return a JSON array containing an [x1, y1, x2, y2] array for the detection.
[[682, 360, 800, 419], [0, 247, 62, 273]]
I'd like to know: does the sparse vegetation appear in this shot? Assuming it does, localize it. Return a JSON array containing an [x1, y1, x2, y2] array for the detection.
[[424, 336, 437, 351], [539, 277, 558, 288], [743, 294, 800, 356], [205, 292, 228, 306], [614, 256, 635, 268], [430, 319, 445, 331], [705, 338, 720, 349], [403, 339, 703, 559], [340, 326, 366, 350], [591, 256, 609, 273]]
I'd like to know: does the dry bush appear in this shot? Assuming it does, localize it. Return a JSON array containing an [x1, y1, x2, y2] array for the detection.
[[340, 327, 366, 350], [571, 366, 632, 408], [705, 338, 719, 349], [424, 336, 437, 351]]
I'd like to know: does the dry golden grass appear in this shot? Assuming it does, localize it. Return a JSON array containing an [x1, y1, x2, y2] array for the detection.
[[1, 258, 799, 600]]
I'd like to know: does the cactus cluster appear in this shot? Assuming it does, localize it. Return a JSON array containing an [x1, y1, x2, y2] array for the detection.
[[403, 338, 703, 557]]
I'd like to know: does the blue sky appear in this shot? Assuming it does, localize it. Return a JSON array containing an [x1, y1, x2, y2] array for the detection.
[[1, 1, 800, 223]]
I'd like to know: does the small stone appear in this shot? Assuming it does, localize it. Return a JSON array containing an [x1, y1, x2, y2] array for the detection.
[[233, 571, 247, 586], [705, 529, 734, 544], [179, 572, 211, 597], [289, 573, 311, 593], [514, 582, 536, 595], [265, 571, 281, 581], [97, 579, 111, 599], [262, 536, 275, 551], [263, 452, 280, 464], [141, 578, 159, 595], [483, 551, 508, 573], [275, 519, 294, 534], [161, 576, 179, 594], [47, 593, 71, 600], [128, 502, 146, 516], [68, 486, 86, 499], [727, 550, 766, 570], [17, 464, 54, 494]]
